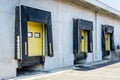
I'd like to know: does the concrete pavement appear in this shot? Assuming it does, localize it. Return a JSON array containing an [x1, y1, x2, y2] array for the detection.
[[10, 60, 120, 80]]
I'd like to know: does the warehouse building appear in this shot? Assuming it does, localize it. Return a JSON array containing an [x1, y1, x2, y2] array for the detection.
[[0, 0, 120, 79]]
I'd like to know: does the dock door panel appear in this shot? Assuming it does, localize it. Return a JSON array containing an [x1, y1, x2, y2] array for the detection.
[[28, 21, 43, 56], [81, 30, 86, 52], [105, 33, 110, 51]]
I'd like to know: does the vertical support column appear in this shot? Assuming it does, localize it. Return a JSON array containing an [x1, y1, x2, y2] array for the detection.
[[94, 11, 98, 61]]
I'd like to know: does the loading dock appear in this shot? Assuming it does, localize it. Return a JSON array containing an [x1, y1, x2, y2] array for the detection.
[[73, 19, 93, 64], [101, 25, 115, 58], [1, 0, 120, 79], [15, 5, 54, 68]]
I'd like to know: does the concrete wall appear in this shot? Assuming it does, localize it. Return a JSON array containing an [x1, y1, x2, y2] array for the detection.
[[0, 0, 18, 79], [0, 0, 120, 79], [20, 0, 96, 70], [96, 12, 120, 60]]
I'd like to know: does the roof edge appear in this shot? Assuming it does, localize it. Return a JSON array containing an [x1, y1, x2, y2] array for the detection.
[[69, 0, 120, 17]]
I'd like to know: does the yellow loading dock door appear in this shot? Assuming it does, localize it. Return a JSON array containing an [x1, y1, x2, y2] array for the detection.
[[15, 5, 54, 67], [105, 33, 110, 51], [28, 21, 43, 56], [81, 30, 87, 52]]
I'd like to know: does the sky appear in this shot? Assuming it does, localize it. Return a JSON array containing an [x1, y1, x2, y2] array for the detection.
[[98, 0, 120, 11]]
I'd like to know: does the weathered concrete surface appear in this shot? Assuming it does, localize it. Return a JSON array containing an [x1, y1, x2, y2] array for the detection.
[[13, 62, 120, 80], [0, 0, 18, 79]]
